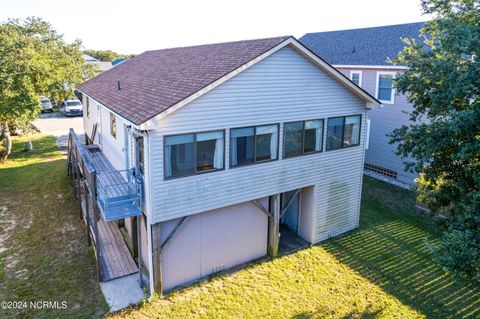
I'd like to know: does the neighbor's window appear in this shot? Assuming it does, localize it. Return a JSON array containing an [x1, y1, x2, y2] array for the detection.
[[230, 124, 278, 167], [110, 112, 117, 138], [284, 119, 324, 157], [326, 115, 361, 150], [164, 131, 224, 179], [350, 71, 362, 87], [376, 72, 395, 103]]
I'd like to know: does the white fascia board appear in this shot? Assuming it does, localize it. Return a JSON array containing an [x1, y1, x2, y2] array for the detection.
[[334, 64, 408, 70], [143, 37, 381, 128]]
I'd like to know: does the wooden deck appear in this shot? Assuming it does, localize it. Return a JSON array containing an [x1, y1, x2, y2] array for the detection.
[[86, 145, 130, 196], [97, 217, 138, 281], [73, 144, 139, 282]]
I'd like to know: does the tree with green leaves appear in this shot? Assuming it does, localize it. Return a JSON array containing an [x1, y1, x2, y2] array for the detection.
[[83, 49, 133, 62], [0, 17, 94, 160], [391, 0, 480, 280]]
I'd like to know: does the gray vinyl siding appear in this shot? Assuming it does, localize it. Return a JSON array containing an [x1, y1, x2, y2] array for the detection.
[[339, 68, 418, 186], [148, 45, 369, 243]]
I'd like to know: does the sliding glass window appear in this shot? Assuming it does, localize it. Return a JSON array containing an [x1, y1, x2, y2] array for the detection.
[[230, 124, 278, 167], [326, 115, 361, 151], [164, 130, 224, 179], [283, 119, 324, 158]]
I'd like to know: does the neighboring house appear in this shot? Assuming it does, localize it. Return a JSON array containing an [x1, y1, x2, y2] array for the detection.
[[112, 58, 128, 66], [83, 54, 113, 73], [300, 22, 425, 187], [73, 36, 380, 297]]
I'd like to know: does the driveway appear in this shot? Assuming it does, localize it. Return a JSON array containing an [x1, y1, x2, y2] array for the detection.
[[33, 111, 84, 150]]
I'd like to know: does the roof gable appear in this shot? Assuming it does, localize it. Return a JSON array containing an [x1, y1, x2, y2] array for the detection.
[[300, 22, 425, 66], [78, 37, 290, 125]]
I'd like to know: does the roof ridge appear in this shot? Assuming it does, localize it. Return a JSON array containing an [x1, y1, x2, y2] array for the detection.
[[304, 21, 426, 36], [143, 36, 291, 53]]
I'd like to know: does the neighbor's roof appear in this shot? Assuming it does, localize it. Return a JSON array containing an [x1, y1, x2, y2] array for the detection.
[[83, 54, 99, 62], [300, 22, 425, 66], [78, 36, 290, 125]]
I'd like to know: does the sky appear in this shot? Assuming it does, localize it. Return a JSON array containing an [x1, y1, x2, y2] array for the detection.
[[0, 0, 427, 54]]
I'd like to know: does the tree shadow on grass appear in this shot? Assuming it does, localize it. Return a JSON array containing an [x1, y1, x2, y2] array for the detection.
[[292, 308, 382, 319], [321, 177, 480, 319]]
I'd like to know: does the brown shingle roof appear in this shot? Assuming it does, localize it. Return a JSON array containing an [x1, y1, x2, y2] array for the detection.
[[78, 36, 290, 125]]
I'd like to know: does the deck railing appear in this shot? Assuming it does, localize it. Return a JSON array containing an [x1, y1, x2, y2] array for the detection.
[[67, 129, 142, 283], [97, 169, 142, 221]]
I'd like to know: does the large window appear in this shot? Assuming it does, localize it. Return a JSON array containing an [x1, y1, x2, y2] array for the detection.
[[326, 115, 361, 151], [230, 124, 278, 167], [376, 72, 395, 103], [284, 119, 324, 158], [164, 130, 224, 179]]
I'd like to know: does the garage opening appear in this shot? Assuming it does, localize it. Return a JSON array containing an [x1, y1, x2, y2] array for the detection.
[[278, 189, 310, 254]]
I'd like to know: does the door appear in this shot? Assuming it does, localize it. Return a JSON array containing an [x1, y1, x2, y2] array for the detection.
[[281, 190, 300, 233], [134, 136, 145, 208]]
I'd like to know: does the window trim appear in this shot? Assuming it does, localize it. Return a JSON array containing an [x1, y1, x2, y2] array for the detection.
[[375, 71, 396, 104], [163, 129, 226, 180], [326, 114, 362, 151], [110, 112, 117, 139], [350, 70, 362, 87], [229, 123, 280, 169], [283, 118, 324, 159]]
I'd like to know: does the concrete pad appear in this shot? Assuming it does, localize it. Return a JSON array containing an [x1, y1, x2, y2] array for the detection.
[[99, 273, 146, 312]]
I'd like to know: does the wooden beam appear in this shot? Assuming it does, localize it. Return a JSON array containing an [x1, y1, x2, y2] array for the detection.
[[151, 222, 162, 295], [137, 215, 143, 288], [267, 194, 280, 257], [160, 216, 190, 251], [131, 217, 139, 258], [91, 171, 102, 281], [280, 189, 301, 218], [252, 200, 272, 218]]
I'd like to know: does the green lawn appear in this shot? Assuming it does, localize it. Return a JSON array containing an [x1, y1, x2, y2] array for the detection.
[[0, 134, 108, 318], [0, 134, 479, 318]]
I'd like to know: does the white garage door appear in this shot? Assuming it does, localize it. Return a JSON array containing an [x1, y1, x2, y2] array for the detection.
[[159, 198, 269, 291]]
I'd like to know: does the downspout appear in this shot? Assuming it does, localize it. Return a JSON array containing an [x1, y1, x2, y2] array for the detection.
[[145, 129, 156, 302]]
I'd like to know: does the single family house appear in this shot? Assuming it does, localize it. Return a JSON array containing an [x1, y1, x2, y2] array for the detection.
[[301, 22, 425, 187], [70, 36, 380, 298]]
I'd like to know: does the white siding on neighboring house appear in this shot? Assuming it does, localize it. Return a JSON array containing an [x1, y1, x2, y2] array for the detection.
[[148, 45, 369, 243], [338, 67, 418, 186]]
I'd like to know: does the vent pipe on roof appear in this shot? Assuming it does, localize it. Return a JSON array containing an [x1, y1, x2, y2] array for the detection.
[[352, 47, 356, 53], [117, 80, 121, 91]]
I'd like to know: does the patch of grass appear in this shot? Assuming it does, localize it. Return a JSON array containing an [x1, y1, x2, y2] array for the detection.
[[2, 134, 479, 318], [323, 177, 480, 318], [0, 134, 108, 318], [110, 177, 479, 319]]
